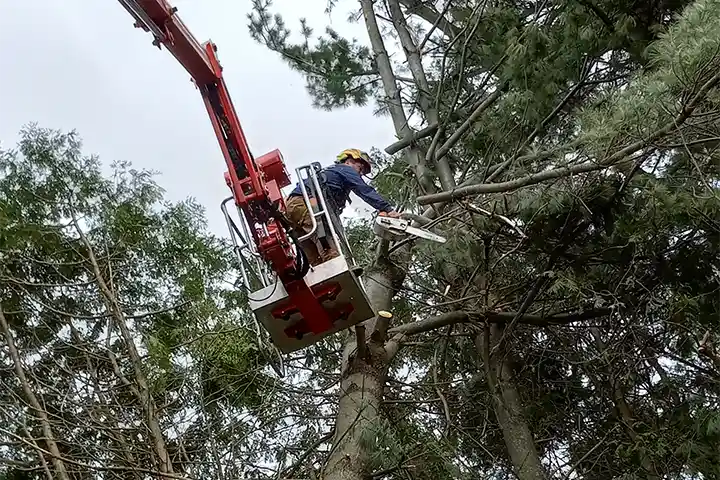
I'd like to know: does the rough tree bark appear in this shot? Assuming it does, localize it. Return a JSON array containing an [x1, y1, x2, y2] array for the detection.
[[324, 259, 404, 480], [477, 323, 546, 480], [0, 305, 70, 480]]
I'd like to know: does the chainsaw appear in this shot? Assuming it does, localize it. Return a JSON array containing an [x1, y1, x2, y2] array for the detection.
[[373, 214, 446, 243]]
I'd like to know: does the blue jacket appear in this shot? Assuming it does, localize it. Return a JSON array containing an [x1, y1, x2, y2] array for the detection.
[[290, 163, 393, 213]]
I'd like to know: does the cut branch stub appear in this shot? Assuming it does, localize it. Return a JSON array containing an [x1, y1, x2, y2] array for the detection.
[[371, 310, 394, 344]]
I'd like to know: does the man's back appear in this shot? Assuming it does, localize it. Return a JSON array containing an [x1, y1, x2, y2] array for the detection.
[[291, 163, 393, 214]]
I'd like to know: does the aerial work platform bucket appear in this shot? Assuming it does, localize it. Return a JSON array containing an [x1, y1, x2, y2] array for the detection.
[[248, 254, 373, 352], [221, 162, 374, 354]]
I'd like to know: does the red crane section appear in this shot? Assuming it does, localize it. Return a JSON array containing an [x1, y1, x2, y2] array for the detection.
[[117, 0, 336, 336], [118, 0, 265, 214], [118, 0, 216, 84]]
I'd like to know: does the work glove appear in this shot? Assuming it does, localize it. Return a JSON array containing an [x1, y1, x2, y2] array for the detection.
[[379, 211, 402, 218]]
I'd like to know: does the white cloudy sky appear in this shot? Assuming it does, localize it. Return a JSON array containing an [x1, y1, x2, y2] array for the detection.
[[0, 0, 393, 236]]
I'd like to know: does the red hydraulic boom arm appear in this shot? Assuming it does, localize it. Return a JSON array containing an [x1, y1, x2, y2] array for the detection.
[[117, 0, 336, 336]]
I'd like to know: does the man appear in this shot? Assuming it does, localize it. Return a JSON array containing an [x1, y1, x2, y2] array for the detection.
[[284, 148, 400, 266]]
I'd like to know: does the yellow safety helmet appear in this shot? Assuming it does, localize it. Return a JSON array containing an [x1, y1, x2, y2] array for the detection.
[[336, 148, 373, 175]]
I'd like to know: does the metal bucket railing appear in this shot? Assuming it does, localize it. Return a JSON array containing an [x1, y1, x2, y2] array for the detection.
[[294, 163, 356, 267], [220, 162, 357, 292]]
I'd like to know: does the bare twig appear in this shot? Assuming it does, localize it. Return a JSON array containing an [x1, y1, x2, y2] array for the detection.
[[0, 306, 70, 480], [432, 347, 451, 437], [281, 430, 335, 479], [0, 427, 190, 480]]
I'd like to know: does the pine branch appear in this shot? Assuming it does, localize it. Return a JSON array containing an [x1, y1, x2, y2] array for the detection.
[[281, 430, 335, 479], [388, 308, 612, 336], [398, 0, 459, 38], [433, 85, 507, 163], [416, 67, 720, 205]]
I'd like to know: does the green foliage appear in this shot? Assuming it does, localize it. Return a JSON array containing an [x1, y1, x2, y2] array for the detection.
[[196, 323, 272, 410], [5, 0, 720, 478], [250, 0, 717, 476], [0, 471, 35, 480], [344, 218, 376, 267], [366, 414, 458, 480], [0, 125, 268, 476], [248, 0, 378, 109], [369, 148, 415, 211], [578, 0, 720, 158]]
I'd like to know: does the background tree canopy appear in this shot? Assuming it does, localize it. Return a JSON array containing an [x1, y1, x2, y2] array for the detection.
[[2, 0, 720, 479]]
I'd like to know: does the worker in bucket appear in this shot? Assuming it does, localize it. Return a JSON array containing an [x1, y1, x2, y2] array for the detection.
[[284, 149, 400, 266]]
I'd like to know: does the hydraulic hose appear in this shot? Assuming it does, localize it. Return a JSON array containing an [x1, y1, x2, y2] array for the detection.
[[270, 205, 310, 280]]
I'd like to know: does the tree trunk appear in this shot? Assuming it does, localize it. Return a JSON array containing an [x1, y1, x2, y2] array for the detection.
[[386, 0, 456, 190], [477, 324, 546, 480], [70, 323, 143, 478], [358, 0, 436, 196], [0, 305, 70, 480], [324, 264, 401, 480], [590, 328, 660, 479], [71, 213, 174, 474], [324, 3, 465, 478], [324, 352, 386, 480]]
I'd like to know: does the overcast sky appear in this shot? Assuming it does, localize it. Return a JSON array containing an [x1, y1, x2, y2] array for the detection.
[[0, 0, 392, 236]]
